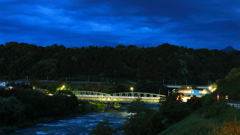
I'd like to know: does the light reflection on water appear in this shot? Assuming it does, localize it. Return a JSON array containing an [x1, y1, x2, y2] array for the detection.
[[4, 104, 159, 135], [4, 110, 128, 135]]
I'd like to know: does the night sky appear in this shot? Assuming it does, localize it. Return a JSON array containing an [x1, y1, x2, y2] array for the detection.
[[1, 0, 240, 50]]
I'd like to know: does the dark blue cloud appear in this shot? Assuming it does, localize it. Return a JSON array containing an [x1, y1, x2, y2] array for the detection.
[[1, 0, 240, 49]]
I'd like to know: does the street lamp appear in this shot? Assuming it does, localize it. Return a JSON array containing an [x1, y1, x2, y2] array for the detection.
[[130, 87, 134, 97], [61, 85, 65, 90], [208, 86, 212, 92]]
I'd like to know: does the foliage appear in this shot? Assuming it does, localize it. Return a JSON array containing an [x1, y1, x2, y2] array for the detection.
[[89, 119, 117, 135], [135, 80, 167, 94], [89, 102, 106, 111], [113, 84, 127, 93], [224, 68, 240, 79], [54, 90, 74, 96], [160, 100, 191, 124], [79, 101, 106, 113], [45, 85, 56, 94], [56, 82, 71, 91], [186, 96, 202, 111], [126, 98, 147, 113], [218, 107, 240, 122], [0, 88, 80, 127], [0, 42, 236, 86], [215, 74, 240, 100], [200, 94, 229, 118], [159, 114, 218, 135], [32, 78, 41, 89], [203, 100, 228, 119], [211, 117, 240, 135], [0, 96, 25, 125], [120, 99, 166, 135], [160, 99, 240, 135], [113, 103, 121, 108]]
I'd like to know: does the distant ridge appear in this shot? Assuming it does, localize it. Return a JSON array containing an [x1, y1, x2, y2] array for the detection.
[[221, 46, 235, 52]]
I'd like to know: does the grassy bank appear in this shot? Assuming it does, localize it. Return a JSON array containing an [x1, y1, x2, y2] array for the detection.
[[159, 106, 240, 135]]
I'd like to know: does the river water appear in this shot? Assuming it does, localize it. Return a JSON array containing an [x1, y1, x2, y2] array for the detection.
[[4, 110, 128, 135], [4, 104, 159, 135]]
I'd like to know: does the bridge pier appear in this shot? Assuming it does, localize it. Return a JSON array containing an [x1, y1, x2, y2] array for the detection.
[[105, 102, 114, 109]]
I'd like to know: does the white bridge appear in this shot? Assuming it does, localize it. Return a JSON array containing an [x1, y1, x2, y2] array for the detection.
[[72, 91, 166, 104]]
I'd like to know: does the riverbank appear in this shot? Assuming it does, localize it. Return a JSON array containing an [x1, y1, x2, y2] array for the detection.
[[0, 111, 84, 133], [0, 102, 120, 134]]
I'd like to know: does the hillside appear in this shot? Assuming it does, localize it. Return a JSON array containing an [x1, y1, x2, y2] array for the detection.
[[221, 46, 235, 52], [215, 68, 240, 100], [0, 42, 239, 85]]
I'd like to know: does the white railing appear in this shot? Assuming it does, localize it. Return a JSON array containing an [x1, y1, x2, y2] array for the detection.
[[76, 95, 162, 103]]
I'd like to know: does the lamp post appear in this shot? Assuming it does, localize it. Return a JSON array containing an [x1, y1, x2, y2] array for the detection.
[[191, 87, 193, 97], [130, 87, 134, 97], [191, 89, 193, 97], [188, 86, 193, 97]]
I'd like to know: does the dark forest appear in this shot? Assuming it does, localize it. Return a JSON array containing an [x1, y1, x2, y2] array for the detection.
[[0, 42, 239, 85]]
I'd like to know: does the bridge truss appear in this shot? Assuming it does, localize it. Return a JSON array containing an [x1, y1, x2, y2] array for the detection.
[[72, 91, 166, 104]]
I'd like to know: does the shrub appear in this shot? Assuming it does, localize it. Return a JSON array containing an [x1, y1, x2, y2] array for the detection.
[[89, 119, 117, 135], [211, 117, 240, 135], [120, 99, 166, 135], [160, 100, 191, 124], [187, 96, 202, 111], [0, 96, 25, 125]]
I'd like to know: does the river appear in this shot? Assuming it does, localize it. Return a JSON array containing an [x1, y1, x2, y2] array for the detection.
[[3, 104, 159, 135]]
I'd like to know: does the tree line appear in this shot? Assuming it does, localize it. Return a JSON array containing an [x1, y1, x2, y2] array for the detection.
[[0, 42, 239, 85]]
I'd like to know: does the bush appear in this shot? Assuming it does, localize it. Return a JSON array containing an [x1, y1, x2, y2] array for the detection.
[[187, 96, 202, 111], [201, 94, 229, 118], [160, 100, 191, 124], [120, 99, 166, 135], [89, 119, 117, 135], [211, 117, 240, 135], [0, 96, 25, 125], [79, 101, 105, 113]]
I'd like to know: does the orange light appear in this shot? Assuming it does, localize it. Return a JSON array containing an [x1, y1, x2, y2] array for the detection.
[[217, 94, 220, 100]]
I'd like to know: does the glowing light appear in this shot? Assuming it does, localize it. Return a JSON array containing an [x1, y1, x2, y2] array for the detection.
[[130, 87, 134, 97], [202, 90, 207, 94]]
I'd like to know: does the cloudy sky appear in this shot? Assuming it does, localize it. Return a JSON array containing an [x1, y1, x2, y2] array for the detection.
[[1, 0, 240, 50]]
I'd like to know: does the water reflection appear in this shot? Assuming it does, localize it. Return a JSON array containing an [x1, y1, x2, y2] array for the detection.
[[5, 110, 127, 135]]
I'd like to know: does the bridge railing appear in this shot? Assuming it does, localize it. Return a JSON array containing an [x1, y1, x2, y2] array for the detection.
[[72, 91, 166, 103]]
